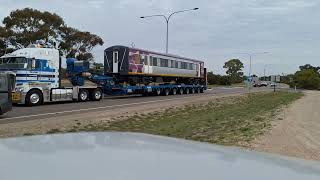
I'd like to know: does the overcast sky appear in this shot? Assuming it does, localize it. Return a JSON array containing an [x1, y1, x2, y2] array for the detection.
[[1, 0, 320, 75]]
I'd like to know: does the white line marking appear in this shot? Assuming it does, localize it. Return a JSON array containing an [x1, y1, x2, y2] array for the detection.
[[2, 95, 205, 121]]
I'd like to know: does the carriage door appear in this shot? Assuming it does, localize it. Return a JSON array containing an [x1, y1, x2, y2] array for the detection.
[[113, 51, 119, 73]]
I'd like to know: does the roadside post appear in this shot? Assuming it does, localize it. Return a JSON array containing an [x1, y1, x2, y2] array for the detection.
[[247, 76, 253, 95], [271, 75, 281, 92]]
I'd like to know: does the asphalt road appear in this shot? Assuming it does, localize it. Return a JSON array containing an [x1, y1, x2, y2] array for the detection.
[[0, 87, 270, 124]]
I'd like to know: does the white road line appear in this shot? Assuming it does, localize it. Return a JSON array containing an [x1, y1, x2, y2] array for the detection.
[[2, 95, 205, 121]]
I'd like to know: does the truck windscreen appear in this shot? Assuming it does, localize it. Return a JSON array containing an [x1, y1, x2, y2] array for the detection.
[[0, 57, 29, 70]]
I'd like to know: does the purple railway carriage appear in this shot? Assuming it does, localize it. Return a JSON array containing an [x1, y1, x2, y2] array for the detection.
[[104, 46, 206, 85]]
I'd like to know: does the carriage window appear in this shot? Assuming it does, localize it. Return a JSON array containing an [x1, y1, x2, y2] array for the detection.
[[181, 62, 188, 69], [175, 61, 179, 68], [189, 63, 194, 70], [144, 55, 148, 65], [160, 58, 168, 67], [152, 57, 158, 66], [170, 60, 176, 68]]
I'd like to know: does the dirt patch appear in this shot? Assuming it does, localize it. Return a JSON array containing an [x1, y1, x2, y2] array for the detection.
[[252, 90, 320, 161]]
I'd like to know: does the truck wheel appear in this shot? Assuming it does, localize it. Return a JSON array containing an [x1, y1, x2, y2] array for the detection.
[[185, 88, 189, 94], [90, 88, 102, 101], [197, 88, 200, 93], [164, 89, 170, 96], [179, 89, 183, 95], [200, 88, 204, 93], [172, 88, 177, 95], [79, 89, 89, 102], [191, 88, 195, 94], [25, 89, 43, 106], [156, 89, 161, 96]]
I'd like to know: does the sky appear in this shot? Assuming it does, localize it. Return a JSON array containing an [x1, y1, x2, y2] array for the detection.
[[1, 0, 320, 76]]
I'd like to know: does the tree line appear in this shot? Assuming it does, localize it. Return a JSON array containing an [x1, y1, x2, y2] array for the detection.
[[0, 8, 103, 61], [281, 64, 320, 90], [208, 59, 245, 85]]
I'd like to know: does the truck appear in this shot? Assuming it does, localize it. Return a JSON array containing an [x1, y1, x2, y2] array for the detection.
[[0, 72, 15, 115], [0, 44, 207, 106]]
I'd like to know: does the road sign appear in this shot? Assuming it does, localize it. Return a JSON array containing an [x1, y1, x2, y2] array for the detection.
[[276, 75, 281, 82], [271, 75, 275, 82], [271, 75, 280, 82]]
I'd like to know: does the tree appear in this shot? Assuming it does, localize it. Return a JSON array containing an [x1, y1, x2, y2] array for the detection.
[[299, 64, 320, 74], [294, 69, 320, 90], [0, 8, 104, 60], [59, 27, 103, 61], [89, 62, 104, 75], [207, 71, 231, 85], [223, 59, 244, 83], [1, 8, 64, 49]]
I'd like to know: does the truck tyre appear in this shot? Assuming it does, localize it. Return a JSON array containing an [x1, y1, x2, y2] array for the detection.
[[156, 88, 161, 96], [179, 88, 183, 95], [90, 88, 102, 101], [25, 89, 43, 106], [197, 88, 200, 93], [200, 88, 204, 93], [164, 88, 170, 96], [191, 88, 195, 94], [79, 89, 89, 102], [172, 88, 177, 95], [185, 88, 190, 94]]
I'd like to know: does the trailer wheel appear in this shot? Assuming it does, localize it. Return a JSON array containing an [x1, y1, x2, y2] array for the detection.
[[90, 88, 102, 101], [164, 88, 170, 96], [25, 89, 43, 106], [179, 88, 183, 95], [172, 88, 177, 95], [191, 88, 195, 94], [79, 89, 89, 102], [156, 88, 161, 96], [185, 88, 190, 94]]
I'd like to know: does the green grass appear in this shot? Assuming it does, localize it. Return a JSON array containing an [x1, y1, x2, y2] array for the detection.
[[207, 82, 246, 88], [47, 92, 303, 146]]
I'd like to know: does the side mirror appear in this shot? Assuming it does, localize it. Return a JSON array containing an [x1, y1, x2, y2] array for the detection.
[[32, 58, 36, 69]]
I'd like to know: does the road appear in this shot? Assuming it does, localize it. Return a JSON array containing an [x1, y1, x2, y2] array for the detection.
[[0, 87, 270, 124]]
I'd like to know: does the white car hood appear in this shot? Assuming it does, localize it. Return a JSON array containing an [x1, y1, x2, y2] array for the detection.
[[0, 132, 319, 180]]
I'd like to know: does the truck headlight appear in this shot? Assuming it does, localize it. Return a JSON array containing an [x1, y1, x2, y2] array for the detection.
[[15, 87, 24, 92]]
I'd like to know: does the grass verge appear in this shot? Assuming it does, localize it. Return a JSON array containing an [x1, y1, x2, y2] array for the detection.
[[207, 82, 246, 88], [47, 92, 303, 146]]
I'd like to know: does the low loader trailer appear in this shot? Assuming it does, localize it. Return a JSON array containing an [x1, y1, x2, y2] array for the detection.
[[0, 44, 207, 106]]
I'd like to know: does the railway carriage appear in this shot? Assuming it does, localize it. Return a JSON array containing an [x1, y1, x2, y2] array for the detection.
[[104, 46, 206, 85]]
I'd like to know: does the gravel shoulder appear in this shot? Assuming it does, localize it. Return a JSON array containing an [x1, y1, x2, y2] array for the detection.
[[252, 90, 320, 161]]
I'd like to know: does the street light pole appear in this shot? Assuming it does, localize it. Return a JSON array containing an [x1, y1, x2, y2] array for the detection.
[[237, 52, 269, 78], [140, 8, 199, 54], [249, 55, 252, 78], [236, 52, 269, 94]]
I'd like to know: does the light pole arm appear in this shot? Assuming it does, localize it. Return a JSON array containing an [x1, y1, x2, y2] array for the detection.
[[168, 8, 199, 22], [141, 15, 168, 22], [140, 8, 199, 54]]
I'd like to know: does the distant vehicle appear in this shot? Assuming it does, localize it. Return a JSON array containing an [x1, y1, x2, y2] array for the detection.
[[270, 82, 277, 87], [0, 132, 319, 180], [260, 81, 268, 87], [0, 72, 15, 115], [253, 81, 268, 87], [0, 44, 207, 106]]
